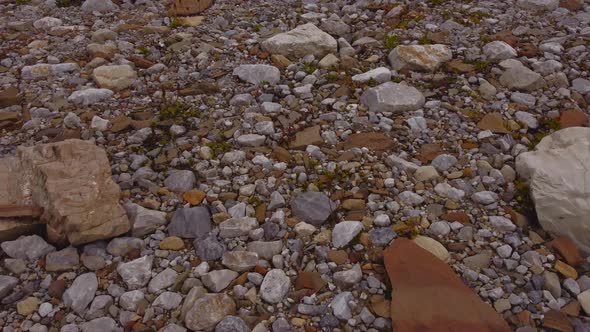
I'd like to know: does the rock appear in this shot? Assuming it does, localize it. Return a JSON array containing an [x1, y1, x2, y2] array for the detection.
[[544, 271, 562, 298], [431, 154, 458, 172], [124, 203, 167, 238], [233, 65, 280, 85], [572, 78, 590, 95], [148, 268, 178, 293], [119, 290, 144, 311], [331, 292, 353, 320], [168, 0, 213, 16], [338, 132, 395, 152], [388, 44, 452, 72], [195, 235, 226, 261], [202, 270, 238, 292], [81, 0, 118, 13], [483, 41, 517, 62], [17, 296, 40, 316], [289, 126, 323, 149], [415, 166, 440, 182], [578, 289, 590, 315], [0, 87, 21, 108], [168, 206, 212, 239], [352, 67, 392, 84], [153, 292, 183, 310], [0, 140, 130, 245], [237, 134, 266, 147], [106, 237, 143, 256], [159, 236, 185, 250], [0, 275, 19, 299], [215, 316, 251, 332], [318, 54, 339, 69], [517, 0, 559, 11], [86, 295, 113, 319], [548, 236, 583, 267], [333, 264, 362, 288], [413, 236, 450, 262], [68, 89, 113, 106], [260, 269, 291, 303], [516, 128, 590, 252], [332, 221, 363, 248], [161, 324, 187, 332], [559, 110, 588, 128], [247, 240, 283, 260], [164, 170, 196, 192], [291, 192, 336, 226], [45, 247, 79, 272], [477, 112, 510, 134], [184, 294, 236, 331], [117, 256, 153, 289], [261, 23, 337, 58], [1, 235, 55, 260], [63, 273, 98, 314], [383, 239, 511, 331], [222, 251, 259, 272], [499, 65, 546, 92], [360, 82, 425, 113], [81, 317, 116, 332], [92, 65, 137, 91], [90, 116, 109, 131]]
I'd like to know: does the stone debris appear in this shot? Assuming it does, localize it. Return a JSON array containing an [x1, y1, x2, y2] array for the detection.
[[0, 0, 589, 331]]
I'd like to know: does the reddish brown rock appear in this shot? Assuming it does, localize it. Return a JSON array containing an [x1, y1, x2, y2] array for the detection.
[[48, 279, 67, 299], [383, 238, 511, 332], [560, 0, 584, 11], [168, 0, 213, 16], [518, 43, 538, 58], [338, 132, 395, 152], [294, 271, 327, 293], [0, 87, 21, 108], [559, 110, 588, 129], [549, 236, 583, 267], [441, 211, 470, 224]]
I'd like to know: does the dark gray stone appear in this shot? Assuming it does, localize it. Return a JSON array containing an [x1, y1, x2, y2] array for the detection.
[[194, 235, 226, 261], [215, 316, 250, 332], [291, 192, 336, 226], [168, 206, 212, 239]]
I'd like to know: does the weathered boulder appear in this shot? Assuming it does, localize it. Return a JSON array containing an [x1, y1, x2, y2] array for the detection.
[[184, 293, 236, 330], [0, 140, 130, 245], [384, 238, 511, 331], [92, 65, 137, 91], [516, 128, 590, 252], [261, 23, 337, 58], [360, 82, 425, 113], [388, 44, 452, 72]]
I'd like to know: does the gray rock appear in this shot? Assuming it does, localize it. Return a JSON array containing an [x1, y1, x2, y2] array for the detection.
[[160, 324, 186, 332], [368, 228, 396, 246], [360, 82, 425, 113], [68, 88, 113, 106], [63, 273, 98, 314], [106, 237, 144, 256], [180, 286, 208, 321], [331, 292, 353, 320], [517, 0, 559, 11], [236, 134, 266, 147], [388, 44, 452, 72], [499, 65, 546, 92], [117, 256, 153, 289], [431, 154, 458, 172], [194, 235, 226, 261], [427, 221, 451, 237], [148, 268, 178, 293], [124, 203, 167, 238], [247, 241, 283, 260], [544, 271, 561, 298], [233, 65, 280, 85], [320, 14, 350, 37], [352, 67, 391, 84], [291, 192, 336, 226], [268, 191, 286, 210], [168, 206, 212, 239], [463, 250, 492, 271], [272, 317, 291, 332], [471, 191, 499, 205], [483, 41, 517, 62], [260, 269, 291, 303], [164, 170, 196, 192], [0, 275, 19, 299], [46, 247, 79, 272], [152, 292, 182, 310], [80, 317, 116, 332], [219, 217, 258, 238], [222, 251, 259, 272], [333, 264, 362, 288], [1, 235, 55, 260], [572, 78, 590, 95], [261, 23, 337, 58], [81, 0, 118, 13], [202, 270, 239, 292], [184, 293, 236, 331], [332, 221, 363, 248], [489, 216, 516, 232], [399, 191, 424, 205], [119, 290, 144, 311], [215, 316, 251, 332], [4, 259, 27, 274], [86, 295, 113, 320]]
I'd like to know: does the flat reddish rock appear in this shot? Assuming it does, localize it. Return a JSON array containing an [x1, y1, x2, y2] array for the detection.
[[383, 238, 511, 332], [338, 132, 395, 152], [559, 110, 588, 129], [549, 236, 583, 267]]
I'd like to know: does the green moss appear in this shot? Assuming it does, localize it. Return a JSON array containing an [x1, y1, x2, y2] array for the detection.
[[418, 34, 430, 45], [302, 62, 317, 75], [252, 25, 261, 32], [56, 0, 82, 7], [383, 33, 400, 50], [138, 47, 150, 56], [206, 141, 232, 158], [16, 0, 30, 5], [479, 35, 493, 43], [169, 17, 182, 29], [471, 60, 490, 72], [160, 101, 201, 122]]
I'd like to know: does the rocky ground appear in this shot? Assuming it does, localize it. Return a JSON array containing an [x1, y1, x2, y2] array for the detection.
[[1, 0, 590, 331]]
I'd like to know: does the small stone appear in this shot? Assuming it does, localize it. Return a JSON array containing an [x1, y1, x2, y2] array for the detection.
[[46, 247, 79, 272], [184, 294, 236, 331], [92, 65, 137, 91], [1, 235, 55, 260], [168, 206, 212, 239], [333, 264, 362, 288], [260, 269, 291, 303], [80, 317, 116, 332], [117, 256, 153, 289], [222, 251, 259, 272], [63, 273, 98, 314], [159, 236, 185, 250], [360, 82, 425, 113], [233, 64, 280, 85], [17, 297, 40, 316], [148, 268, 178, 293], [332, 221, 363, 248], [483, 41, 517, 62], [152, 292, 182, 310], [291, 192, 336, 226], [164, 170, 196, 192], [215, 316, 250, 332], [388, 44, 452, 72], [202, 270, 239, 292], [413, 235, 450, 262]]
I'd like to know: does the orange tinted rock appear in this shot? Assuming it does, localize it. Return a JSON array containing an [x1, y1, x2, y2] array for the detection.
[[294, 271, 327, 293], [441, 211, 470, 224], [183, 190, 206, 205], [338, 132, 395, 152], [543, 309, 573, 332], [168, 0, 213, 16], [383, 238, 511, 332], [560, 0, 584, 11], [327, 250, 349, 264], [549, 236, 583, 267], [559, 110, 588, 129]]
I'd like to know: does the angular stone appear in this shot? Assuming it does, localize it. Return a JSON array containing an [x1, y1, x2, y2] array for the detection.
[[194, 235, 226, 261], [291, 192, 336, 225], [46, 247, 79, 272], [477, 112, 510, 134], [360, 82, 425, 113], [153, 292, 182, 310], [222, 251, 259, 272], [0, 87, 21, 108], [81, 0, 118, 13], [184, 294, 236, 330], [148, 268, 178, 293], [388, 44, 452, 72], [338, 132, 395, 152], [106, 237, 143, 256], [516, 128, 590, 252], [247, 241, 283, 260], [92, 65, 137, 91], [261, 23, 337, 58], [215, 316, 250, 332], [260, 269, 291, 303], [548, 236, 583, 267], [332, 221, 363, 248], [68, 88, 113, 106], [124, 203, 167, 238], [289, 126, 323, 149], [352, 67, 392, 84], [413, 235, 450, 262], [333, 264, 362, 288], [119, 290, 144, 311], [499, 66, 546, 92], [164, 170, 196, 193], [202, 270, 238, 292], [233, 64, 280, 85], [383, 239, 511, 331], [63, 273, 98, 314], [81, 317, 116, 332], [1, 235, 55, 260], [483, 41, 517, 62], [117, 256, 153, 289], [168, 206, 212, 239]]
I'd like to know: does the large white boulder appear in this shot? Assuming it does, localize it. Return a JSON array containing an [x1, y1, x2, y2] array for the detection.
[[516, 128, 590, 252], [261, 23, 337, 58]]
